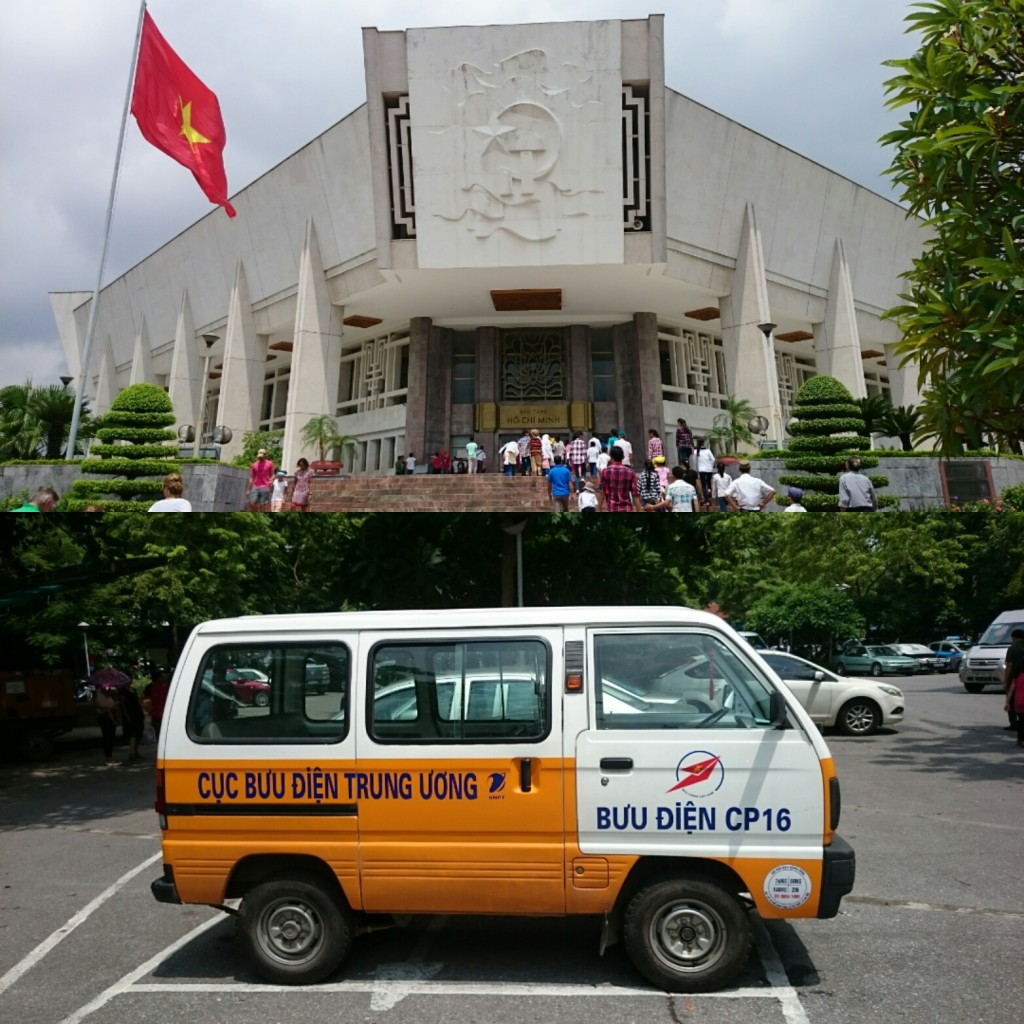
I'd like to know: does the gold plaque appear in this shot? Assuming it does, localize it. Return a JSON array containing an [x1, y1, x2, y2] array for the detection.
[[474, 403, 498, 432], [498, 404, 569, 430]]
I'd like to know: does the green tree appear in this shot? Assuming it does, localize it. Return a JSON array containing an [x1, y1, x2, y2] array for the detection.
[[779, 376, 888, 510], [706, 395, 757, 456], [0, 381, 94, 460], [879, 403, 922, 452], [299, 415, 357, 466], [745, 582, 864, 662], [881, 0, 1024, 452], [67, 383, 179, 511]]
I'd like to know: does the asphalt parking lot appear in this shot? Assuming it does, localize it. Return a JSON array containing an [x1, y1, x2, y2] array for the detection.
[[1, 671, 1020, 1024]]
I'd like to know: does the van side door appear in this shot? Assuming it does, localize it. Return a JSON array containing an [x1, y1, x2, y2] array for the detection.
[[575, 628, 825, 883], [354, 629, 566, 915]]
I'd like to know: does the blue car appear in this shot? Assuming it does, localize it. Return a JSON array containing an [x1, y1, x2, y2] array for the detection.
[[928, 639, 969, 672]]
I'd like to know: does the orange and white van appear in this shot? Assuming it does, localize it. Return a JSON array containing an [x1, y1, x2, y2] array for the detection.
[[151, 607, 854, 991]]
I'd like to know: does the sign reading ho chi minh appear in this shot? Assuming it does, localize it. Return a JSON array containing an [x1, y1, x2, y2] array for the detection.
[[499, 404, 570, 430]]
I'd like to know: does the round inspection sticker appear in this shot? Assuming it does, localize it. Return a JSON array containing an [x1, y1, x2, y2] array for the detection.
[[763, 864, 812, 909]]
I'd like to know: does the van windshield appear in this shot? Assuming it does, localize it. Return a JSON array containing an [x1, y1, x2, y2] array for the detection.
[[978, 620, 1024, 646]]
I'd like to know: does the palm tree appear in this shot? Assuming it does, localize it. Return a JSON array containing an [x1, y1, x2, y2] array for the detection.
[[31, 384, 92, 457], [879, 403, 922, 452], [856, 395, 892, 445], [299, 414, 357, 465], [0, 382, 43, 459], [708, 395, 757, 455]]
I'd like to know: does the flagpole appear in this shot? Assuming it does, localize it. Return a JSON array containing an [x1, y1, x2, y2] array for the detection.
[[65, 0, 148, 460]]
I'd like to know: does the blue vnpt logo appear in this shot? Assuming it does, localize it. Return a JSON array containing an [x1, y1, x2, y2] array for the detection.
[[488, 772, 507, 795]]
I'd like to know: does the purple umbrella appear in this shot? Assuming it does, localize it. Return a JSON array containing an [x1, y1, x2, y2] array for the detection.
[[88, 667, 132, 689]]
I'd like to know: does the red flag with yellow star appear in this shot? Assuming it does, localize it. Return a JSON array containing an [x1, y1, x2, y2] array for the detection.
[[130, 11, 236, 217]]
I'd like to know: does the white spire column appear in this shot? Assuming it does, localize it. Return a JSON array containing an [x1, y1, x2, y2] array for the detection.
[[720, 203, 782, 443], [92, 336, 117, 415], [282, 220, 343, 470], [217, 262, 262, 461], [815, 239, 867, 398], [167, 292, 200, 429], [128, 316, 153, 385]]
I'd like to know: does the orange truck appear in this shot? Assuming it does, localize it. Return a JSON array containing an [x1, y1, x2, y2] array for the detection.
[[1, 669, 79, 758]]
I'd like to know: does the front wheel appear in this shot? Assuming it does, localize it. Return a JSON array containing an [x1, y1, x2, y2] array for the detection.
[[963, 682, 984, 694], [834, 662, 847, 676], [623, 878, 750, 992], [870, 662, 883, 677], [253, 690, 270, 707], [239, 876, 352, 984], [837, 698, 881, 736]]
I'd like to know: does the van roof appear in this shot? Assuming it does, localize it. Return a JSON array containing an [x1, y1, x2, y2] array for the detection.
[[192, 606, 725, 635]]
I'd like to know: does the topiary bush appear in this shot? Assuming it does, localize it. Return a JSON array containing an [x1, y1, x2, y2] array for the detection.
[[65, 382, 180, 511], [782, 376, 888, 510]]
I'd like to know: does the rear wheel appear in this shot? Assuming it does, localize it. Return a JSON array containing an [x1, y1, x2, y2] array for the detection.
[[623, 878, 750, 992], [834, 662, 847, 676], [870, 662, 883, 677], [837, 698, 881, 736], [239, 875, 352, 984]]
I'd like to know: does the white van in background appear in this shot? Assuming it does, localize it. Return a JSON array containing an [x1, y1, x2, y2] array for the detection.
[[960, 610, 1024, 692]]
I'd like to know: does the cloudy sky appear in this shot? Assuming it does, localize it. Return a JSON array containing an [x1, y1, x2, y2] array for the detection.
[[0, 0, 920, 390]]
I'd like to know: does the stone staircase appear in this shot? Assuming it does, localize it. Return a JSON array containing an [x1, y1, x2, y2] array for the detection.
[[310, 473, 555, 512]]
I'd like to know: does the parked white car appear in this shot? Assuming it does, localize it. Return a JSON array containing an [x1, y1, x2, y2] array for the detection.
[[759, 650, 905, 736]]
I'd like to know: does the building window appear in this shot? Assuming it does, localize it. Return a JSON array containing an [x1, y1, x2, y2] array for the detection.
[[777, 354, 816, 425], [622, 84, 650, 232], [501, 329, 565, 401], [591, 328, 616, 402], [260, 368, 290, 431], [337, 330, 410, 416], [658, 325, 727, 409], [452, 332, 476, 405]]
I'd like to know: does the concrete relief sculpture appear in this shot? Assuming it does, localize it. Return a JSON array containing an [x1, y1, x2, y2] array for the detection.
[[435, 50, 603, 242], [408, 22, 623, 267]]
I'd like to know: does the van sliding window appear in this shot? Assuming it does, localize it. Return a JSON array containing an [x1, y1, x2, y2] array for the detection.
[[369, 639, 550, 743]]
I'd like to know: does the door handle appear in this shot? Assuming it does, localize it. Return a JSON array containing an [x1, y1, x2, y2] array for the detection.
[[520, 757, 532, 792], [600, 757, 633, 771]]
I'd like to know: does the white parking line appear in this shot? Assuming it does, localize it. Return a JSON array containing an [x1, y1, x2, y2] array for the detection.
[[58, 914, 223, 1024], [0, 850, 162, 997], [56, 911, 810, 1021]]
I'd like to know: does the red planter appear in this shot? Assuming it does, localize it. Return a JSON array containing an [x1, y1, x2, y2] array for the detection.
[[311, 460, 342, 476]]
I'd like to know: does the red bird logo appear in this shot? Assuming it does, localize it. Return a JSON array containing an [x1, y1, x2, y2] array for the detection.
[[667, 754, 722, 792]]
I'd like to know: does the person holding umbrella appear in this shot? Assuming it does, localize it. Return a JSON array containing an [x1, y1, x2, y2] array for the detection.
[[89, 667, 132, 765]]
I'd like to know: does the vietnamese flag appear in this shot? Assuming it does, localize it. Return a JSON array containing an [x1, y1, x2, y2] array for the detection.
[[130, 10, 236, 217]]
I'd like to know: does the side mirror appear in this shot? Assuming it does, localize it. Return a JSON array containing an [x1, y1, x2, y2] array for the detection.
[[770, 690, 788, 729], [813, 670, 825, 682]]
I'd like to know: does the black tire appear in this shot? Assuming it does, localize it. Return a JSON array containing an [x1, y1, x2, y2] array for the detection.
[[963, 683, 984, 694], [837, 698, 881, 736], [18, 731, 55, 760], [253, 690, 270, 708], [834, 663, 847, 676], [239, 876, 352, 984], [870, 662, 883, 677], [622, 878, 750, 992]]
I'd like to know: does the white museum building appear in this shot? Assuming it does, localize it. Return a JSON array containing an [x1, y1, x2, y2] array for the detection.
[[51, 15, 925, 473]]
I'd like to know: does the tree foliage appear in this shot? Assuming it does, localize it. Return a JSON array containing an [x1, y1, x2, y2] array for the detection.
[[881, 0, 1024, 451], [0, 381, 94, 460]]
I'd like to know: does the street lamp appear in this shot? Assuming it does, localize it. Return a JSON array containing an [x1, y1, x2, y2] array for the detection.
[[60, 376, 73, 387], [78, 622, 90, 676], [499, 518, 527, 607]]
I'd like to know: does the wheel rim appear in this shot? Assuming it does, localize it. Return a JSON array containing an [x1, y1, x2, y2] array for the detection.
[[647, 898, 727, 973], [871, 663, 882, 676], [254, 691, 269, 707], [256, 896, 324, 967], [844, 703, 876, 734]]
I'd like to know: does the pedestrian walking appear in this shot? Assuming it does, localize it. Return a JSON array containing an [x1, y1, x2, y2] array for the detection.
[[838, 457, 878, 511], [289, 458, 312, 511], [647, 429, 665, 462], [711, 463, 732, 512], [518, 431, 532, 476], [246, 448, 275, 511], [548, 456, 573, 511], [501, 439, 519, 477], [94, 685, 121, 766], [598, 446, 640, 512], [727, 459, 776, 512], [651, 465, 699, 512], [148, 473, 191, 511], [696, 440, 716, 505], [476, 445, 487, 473], [675, 418, 694, 468], [465, 436, 478, 474], [586, 435, 602, 478], [567, 431, 588, 486], [270, 470, 289, 512]]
